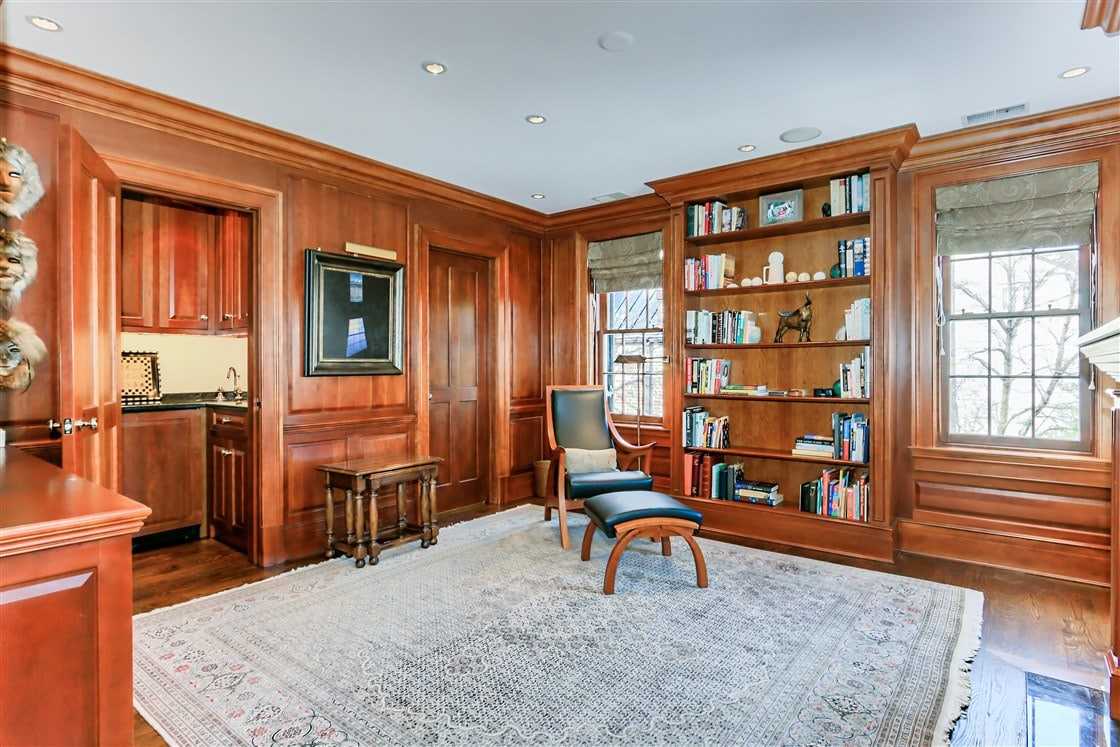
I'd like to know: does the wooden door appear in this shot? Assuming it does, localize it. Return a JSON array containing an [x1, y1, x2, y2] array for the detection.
[[216, 208, 251, 332], [158, 201, 214, 331], [58, 128, 121, 490], [428, 249, 491, 512], [209, 434, 248, 551]]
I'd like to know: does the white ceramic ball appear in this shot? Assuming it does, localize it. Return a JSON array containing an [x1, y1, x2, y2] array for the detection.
[[812, 271, 827, 281], [797, 272, 811, 282], [785, 271, 798, 282], [751, 276, 764, 286]]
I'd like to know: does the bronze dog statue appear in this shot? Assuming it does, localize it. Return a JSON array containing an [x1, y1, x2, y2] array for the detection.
[[774, 293, 813, 342]]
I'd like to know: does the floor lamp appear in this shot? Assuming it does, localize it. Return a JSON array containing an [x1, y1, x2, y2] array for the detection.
[[614, 353, 647, 469]]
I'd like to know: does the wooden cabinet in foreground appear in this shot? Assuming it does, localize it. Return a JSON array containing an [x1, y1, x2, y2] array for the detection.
[[121, 408, 206, 537], [208, 406, 250, 551], [650, 125, 918, 562]]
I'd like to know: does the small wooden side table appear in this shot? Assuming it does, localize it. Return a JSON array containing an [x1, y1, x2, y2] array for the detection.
[[316, 456, 441, 568]]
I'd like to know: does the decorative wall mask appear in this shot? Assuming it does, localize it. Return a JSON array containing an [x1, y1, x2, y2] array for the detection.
[[0, 318, 47, 392], [0, 230, 39, 311], [0, 138, 45, 219]]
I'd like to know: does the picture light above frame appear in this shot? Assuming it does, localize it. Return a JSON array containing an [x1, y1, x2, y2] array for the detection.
[[304, 249, 404, 376]]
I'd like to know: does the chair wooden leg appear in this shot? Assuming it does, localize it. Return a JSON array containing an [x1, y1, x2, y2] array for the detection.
[[544, 501, 553, 521], [660, 535, 672, 556], [580, 521, 596, 561], [556, 498, 571, 550], [681, 532, 709, 589], [603, 530, 641, 595]]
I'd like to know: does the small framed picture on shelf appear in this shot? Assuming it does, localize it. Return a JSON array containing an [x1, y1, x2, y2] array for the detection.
[[759, 188, 803, 226]]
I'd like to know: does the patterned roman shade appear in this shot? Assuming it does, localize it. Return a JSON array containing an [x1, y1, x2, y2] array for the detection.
[[935, 163, 1099, 256], [587, 231, 663, 293]]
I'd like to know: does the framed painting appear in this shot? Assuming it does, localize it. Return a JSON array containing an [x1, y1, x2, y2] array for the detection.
[[759, 188, 804, 226], [304, 249, 404, 376]]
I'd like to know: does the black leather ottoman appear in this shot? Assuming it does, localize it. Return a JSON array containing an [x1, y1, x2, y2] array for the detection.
[[580, 490, 708, 595]]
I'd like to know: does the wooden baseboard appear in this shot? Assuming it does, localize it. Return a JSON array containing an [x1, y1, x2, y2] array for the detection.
[[897, 519, 1108, 585]]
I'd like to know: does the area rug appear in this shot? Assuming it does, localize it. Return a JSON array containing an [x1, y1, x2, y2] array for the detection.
[[134, 505, 982, 746]]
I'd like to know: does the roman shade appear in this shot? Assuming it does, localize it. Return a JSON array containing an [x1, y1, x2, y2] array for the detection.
[[934, 163, 1099, 256], [587, 231, 663, 293]]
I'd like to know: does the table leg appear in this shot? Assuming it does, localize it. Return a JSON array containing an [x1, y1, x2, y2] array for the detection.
[[324, 482, 336, 558], [428, 474, 439, 546], [344, 488, 355, 545], [366, 478, 381, 566], [353, 488, 367, 568], [396, 482, 407, 536]]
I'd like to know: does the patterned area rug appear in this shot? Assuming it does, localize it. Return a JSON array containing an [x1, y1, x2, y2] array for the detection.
[[134, 506, 982, 746]]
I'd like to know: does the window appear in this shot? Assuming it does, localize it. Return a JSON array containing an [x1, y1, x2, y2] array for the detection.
[[934, 163, 1098, 452], [940, 244, 1091, 449], [597, 289, 664, 419]]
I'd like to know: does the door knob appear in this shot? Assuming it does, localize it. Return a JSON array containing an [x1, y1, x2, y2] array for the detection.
[[72, 418, 98, 431], [220, 449, 233, 457]]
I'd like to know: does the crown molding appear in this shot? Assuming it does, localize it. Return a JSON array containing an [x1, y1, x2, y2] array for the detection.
[[1082, 0, 1120, 33], [0, 45, 547, 232], [545, 193, 669, 234], [901, 98, 1120, 172]]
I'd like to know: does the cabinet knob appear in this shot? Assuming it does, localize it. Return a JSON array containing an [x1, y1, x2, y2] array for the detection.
[[199, 314, 209, 321], [223, 314, 234, 320], [221, 449, 233, 457], [220, 417, 232, 424]]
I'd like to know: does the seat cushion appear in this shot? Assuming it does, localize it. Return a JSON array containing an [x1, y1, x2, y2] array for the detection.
[[583, 490, 703, 538], [567, 471, 652, 499]]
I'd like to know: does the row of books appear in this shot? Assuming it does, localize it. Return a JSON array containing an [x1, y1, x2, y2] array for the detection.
[[685, 309, 758, 345], [830, 173, 871, 215], [685, 202, 747, 238], [842, 298, 871, 341], [683, 454, 783, 506], [684, 253, 737, 290], [682, 406, 731, 449], [838, 346, 871, 399], [800, 467, 869, 521], [836, 237, 871, 277], [831, 412, 870, 463], [684, 357, 731, 395]]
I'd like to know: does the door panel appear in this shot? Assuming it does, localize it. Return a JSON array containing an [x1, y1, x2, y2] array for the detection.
[[428, 250, 490, 512], [59, 128, 121, 491]]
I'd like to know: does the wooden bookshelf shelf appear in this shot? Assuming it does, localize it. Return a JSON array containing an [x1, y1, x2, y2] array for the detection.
[[684, 275, 870, 297], [683, 393, 870, 404], [685, 339, 870, 350], [688, 445, 870, 467], [685, 212, 869, 245]]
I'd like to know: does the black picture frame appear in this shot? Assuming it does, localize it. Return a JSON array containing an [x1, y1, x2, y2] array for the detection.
[[304, 249, 404, 376]]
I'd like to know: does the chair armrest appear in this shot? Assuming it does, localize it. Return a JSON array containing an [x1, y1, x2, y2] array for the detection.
[[615, 442, 654, 472]]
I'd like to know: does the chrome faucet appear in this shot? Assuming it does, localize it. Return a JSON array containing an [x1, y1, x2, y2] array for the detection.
[[227, 366, 243, 400]]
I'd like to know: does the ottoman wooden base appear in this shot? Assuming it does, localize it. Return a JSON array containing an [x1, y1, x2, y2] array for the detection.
[[580, 491, 708, 595]]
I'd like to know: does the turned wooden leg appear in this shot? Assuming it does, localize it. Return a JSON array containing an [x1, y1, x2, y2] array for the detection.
[[323, 482, 336, 558], [344, 488, 355, 545], [419, 477, 431, 547], [366, 480, 380, 566], [396, 482, 407, 535], [353, 489, 367, 568], [580, 522, 597, 561], [427, 476, 439, 545]]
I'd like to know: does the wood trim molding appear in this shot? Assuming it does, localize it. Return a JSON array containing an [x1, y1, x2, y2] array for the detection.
[[902, 98, 1120, 171], [1083, 0, 1120, 33], [546, 193, 669, 233], [0, 44, 547, 233], [647, 125, 920, 206]]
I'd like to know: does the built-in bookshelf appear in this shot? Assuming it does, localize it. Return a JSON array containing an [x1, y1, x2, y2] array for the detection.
[[650, 126, 918, 562]]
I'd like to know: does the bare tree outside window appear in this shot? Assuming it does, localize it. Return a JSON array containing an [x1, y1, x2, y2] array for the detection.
[[597, 289, 664, 420], [941, 244, 1090, 450]]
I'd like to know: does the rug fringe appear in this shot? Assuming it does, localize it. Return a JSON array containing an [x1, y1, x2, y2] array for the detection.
[[932, 587, 985, 747]]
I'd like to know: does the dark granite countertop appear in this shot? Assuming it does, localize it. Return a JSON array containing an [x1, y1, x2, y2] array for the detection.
[[122, 392, 249, 413]]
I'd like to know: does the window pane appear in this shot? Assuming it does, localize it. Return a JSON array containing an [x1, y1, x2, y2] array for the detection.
[[947, 319, 989, 376], [608, 292, 627, 329], [991, 316, 1032, 377], [1034, 315, 1081, 377], [949, 377, 988, 435], [991, 253, 1032, 313], [649, 289, 664, 328], [990, 377, 1034, 438], [1034, 377, 1081, 442], [626, 290, 648, 328], [1034, 249, 1079, 311], [949, 257, 989, 315]]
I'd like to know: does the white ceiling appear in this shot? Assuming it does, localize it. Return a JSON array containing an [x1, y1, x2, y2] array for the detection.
[[2, 1, 1118, 214]]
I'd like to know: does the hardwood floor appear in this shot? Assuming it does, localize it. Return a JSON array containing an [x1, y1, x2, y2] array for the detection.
[[133, 500, 1115, 746]]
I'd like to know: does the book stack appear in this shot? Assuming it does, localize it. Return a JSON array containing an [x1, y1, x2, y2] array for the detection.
[[735, 479, 782, 506], [829, 173, 871, 215], [830, 412, 870, 463], [838, 346, 871, 398], [843, 298, 871, 341], [791, 434, 834, 457], [835, 237, 871, 277], [685, 309, 757, 344], [801, 468, 869, 521], [720, 384, 768, 396], [684, 357, 731, 394], [683, 253, 738, 290], [686, 202, 746, 237]]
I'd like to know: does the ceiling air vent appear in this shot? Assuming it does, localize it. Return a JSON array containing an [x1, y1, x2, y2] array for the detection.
[[591, 192, 630, 203], [962, 103, 1029, 127]]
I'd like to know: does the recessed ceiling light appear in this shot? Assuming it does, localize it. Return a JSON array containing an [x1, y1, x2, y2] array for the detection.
[[1060, 66, 1090, 79], [737, 144, 757, 153], [525, 115, 547, 125], [421, 61, 447, 75], [530, 194, 545, 200], [779, 127, 822, 143], [27, 15, 62, 32]]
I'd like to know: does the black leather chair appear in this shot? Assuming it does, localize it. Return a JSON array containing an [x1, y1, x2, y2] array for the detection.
[[544, 386, 653, 549]]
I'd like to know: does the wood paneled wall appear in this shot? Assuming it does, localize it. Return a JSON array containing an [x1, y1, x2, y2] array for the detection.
[[1, 46, 548, 566]]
